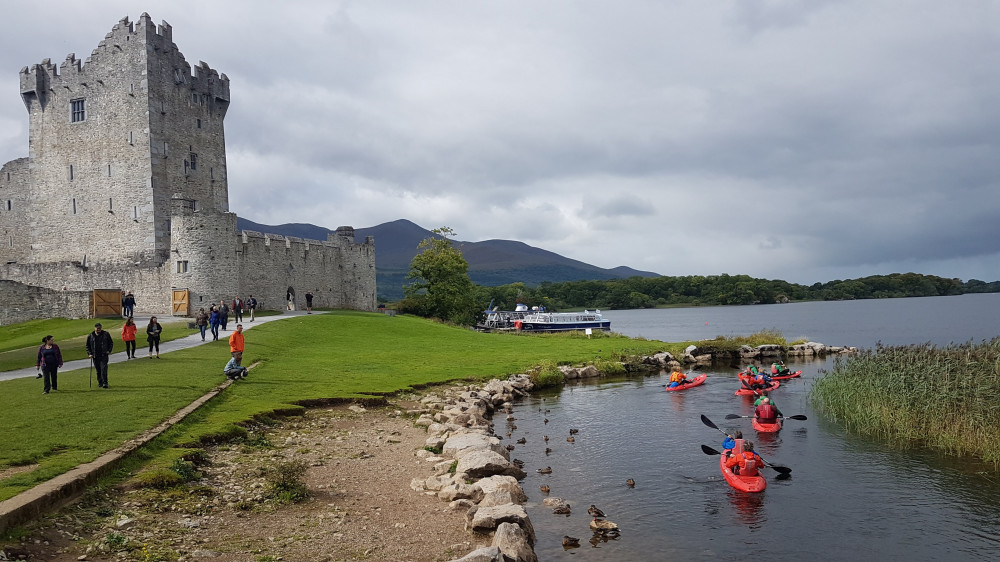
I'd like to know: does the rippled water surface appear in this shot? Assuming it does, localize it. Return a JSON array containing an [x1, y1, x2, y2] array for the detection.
[[509, 295, 1000, 560]]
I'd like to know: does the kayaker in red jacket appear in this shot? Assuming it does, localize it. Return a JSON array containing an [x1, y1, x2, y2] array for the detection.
[[755, 397, 779, 424], [725, 441, 763, 476]]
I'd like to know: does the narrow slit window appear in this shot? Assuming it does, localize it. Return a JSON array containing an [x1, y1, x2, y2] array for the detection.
[[128, 131, 134, 145], [133, 205, 138, 219], [109, 198, 113, 211], [72, 198, 77, 214], [107, 164, 112, 177], [7, 200, 11, 211], [163, 142, 168, 157], [189, 152, 197, 170], [210, 167, 214, 180], [69, 165, 74, 181], [196, 118, 201, 129]]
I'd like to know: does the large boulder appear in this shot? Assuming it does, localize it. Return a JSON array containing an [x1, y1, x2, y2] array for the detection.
[[449, 546, 504, 562], [456, 450, 525, 479], [467, 504, 535, 543], [444, 433, 507, 460], [492, 522, 537, 561]]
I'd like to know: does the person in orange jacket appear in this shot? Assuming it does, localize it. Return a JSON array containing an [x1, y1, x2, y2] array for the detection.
[[725, 441, 763, 476], [121, 317, 138, 359], [228, 324, 245, 362]]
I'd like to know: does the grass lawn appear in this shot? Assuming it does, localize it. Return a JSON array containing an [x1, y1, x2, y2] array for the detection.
[[0, 318, 194, 372], [0, 311, 672, 500]]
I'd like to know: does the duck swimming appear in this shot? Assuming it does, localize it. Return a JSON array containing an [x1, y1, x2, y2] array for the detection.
[[553, 504, 571, 515], [626, 478, 636, 488], [569, 428, 579, 435], [540, 485, 550, 493], [562, 536, 580, 548], [567, 436, 575, 443], [537, 466, 553, 474]]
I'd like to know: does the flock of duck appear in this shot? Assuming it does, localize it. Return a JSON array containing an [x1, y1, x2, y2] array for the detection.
[[498, 404, 625, 550]]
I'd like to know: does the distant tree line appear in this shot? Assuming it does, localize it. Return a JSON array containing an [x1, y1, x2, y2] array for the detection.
[[478, 273, 1000, 312], [396, 228, 1000, 324]]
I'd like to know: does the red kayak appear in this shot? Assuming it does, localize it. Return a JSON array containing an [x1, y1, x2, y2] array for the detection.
[[720, 449, 767, 493], [768, 370, 802, 381], [752, 417, 782, 433], [665, 374, 707, 392], [735, 380, 779, 396]]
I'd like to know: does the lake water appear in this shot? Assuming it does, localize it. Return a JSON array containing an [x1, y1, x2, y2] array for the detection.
[[507, 294, 1000, 560]]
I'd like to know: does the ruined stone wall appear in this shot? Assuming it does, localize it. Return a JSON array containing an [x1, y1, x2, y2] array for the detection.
[[0, 261, 173, 315], [0, 158, 30, 262], [237, 228, 377, 312], [0, 280, 92, 325]]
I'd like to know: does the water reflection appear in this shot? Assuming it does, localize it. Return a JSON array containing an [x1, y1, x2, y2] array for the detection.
[[727, 489, 766, 527]]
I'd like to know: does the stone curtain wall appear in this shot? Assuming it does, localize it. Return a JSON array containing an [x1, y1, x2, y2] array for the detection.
[[0, 158, 30, 263], [237, 229, 377, 312], [0, 280, 91, 325], [0, 261, 173, 316]]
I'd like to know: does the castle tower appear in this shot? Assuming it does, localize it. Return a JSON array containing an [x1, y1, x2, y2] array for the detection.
[[7, 13, 230, 267]]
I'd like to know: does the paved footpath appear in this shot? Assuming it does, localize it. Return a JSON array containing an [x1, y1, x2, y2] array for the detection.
[[0, 310, 322, 382]]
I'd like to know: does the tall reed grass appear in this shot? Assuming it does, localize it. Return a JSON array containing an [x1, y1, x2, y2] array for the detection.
[[810, 338, 1000, 466]]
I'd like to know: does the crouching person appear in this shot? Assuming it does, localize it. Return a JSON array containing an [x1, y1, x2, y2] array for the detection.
[[224, 356, 248, 380]]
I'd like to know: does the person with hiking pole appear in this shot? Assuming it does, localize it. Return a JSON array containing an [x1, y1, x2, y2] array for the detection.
[[86, 323, 114, 389]]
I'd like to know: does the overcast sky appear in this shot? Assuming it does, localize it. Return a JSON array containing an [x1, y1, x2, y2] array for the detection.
[[2, 1, 998, 284]]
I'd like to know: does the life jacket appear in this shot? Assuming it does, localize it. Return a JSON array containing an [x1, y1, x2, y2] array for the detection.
[[757, 404, 777, 422], [739, 451, 759, 476], [670, 371, 685, 383], [771, 364, 779, 374]]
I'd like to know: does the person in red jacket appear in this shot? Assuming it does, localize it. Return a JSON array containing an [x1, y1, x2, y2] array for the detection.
[[755, 397, 779, 424], [121, 316, 138, 359], [725, 441, 763, 476]]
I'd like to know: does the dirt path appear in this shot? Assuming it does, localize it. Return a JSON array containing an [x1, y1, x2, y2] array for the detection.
[[2, 395, 482, 561]]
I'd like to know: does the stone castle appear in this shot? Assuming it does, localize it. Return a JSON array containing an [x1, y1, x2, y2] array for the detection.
[[0, 14, 376, 323]]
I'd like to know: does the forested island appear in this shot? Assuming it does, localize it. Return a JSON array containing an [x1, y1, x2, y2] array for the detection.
[[477, 273, 1000, 311]]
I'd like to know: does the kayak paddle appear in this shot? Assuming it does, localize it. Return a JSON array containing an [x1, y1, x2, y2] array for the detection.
[[725, 414, 808, 421]]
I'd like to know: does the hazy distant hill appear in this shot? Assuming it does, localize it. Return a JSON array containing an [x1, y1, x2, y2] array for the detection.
[[236, 218, 661, 300]]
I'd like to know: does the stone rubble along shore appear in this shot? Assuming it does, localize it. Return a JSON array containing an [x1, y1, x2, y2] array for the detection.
[[408, 374, 539, 562]]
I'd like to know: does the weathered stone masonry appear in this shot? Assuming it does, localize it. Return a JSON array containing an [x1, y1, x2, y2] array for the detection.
[[0, 14, 376, 320]]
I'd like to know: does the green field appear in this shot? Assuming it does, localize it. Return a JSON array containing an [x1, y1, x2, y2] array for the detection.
[[0, 311, 672, 501]]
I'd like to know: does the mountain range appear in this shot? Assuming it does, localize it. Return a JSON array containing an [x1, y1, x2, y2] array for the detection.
[[236, 218, 661, 300]]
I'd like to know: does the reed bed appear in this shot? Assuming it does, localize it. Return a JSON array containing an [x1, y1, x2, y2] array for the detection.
[[810, 338, 1000, 466]]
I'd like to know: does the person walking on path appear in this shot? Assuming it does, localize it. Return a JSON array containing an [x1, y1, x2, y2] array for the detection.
[[146, 316, 163, 358], [232, 296, 244, 323], [195, 308, 209, 341], [86, 323, 114, 389], [121, 317, 138, 359], [220, 300, 230, 331], [209, 307, 221, 341], [247, 295, 257, 321], [36, 335, 63, 394], [229, 324, 245, 363], [123, 292, 135, 318], [305, 291, 314, 314]]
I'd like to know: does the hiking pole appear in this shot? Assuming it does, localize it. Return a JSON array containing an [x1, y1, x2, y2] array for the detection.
[[89, 357, 93, 389]]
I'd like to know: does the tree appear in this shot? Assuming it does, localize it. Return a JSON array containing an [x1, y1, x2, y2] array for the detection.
[[402, 227, 480, 325]]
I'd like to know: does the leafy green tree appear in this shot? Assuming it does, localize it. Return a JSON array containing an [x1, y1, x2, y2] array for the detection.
[[401, 227, 480, 325]]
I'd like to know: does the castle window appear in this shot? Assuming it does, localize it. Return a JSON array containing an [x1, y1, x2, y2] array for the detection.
[[189, 152, 197, 170], [176, 260, 189, 273], [192, 92, 198, 103], [109, 198, 113, 211], [210, 168, 214, 180], [128, 131, 134, 145], [68, 165, 74, 181], [72, 198, 77, 214], [71, 98, 86, 122], [163, 142, 168, 157], [196, 118, 201, 129], [107, 164, 112, 177], [133, 205, 138, 219], [8, 235, 11, 248], [6, 200, 11, 211]]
